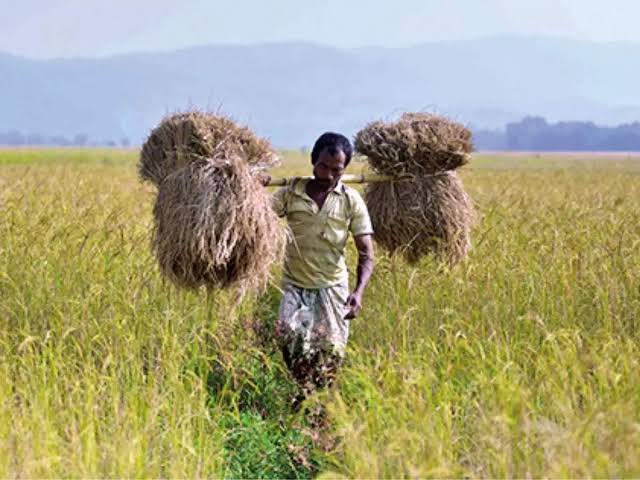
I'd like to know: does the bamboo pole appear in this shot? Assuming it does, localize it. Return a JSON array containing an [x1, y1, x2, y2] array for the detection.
[[265, 171, 451, 186], [265, 152, 470, 186], [267, 173, 387, 187]]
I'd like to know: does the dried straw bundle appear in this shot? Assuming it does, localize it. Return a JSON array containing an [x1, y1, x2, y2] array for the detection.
[[152, 156, 285, 292], [139, 111, 277, 187], [355, 113, 475, 264], [140, 111, 285, 293], [365, 172, 473, 264], [355, 112, 473, 175]]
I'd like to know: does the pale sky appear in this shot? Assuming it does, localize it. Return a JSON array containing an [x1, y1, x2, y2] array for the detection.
[[1, 0, 638, 58]]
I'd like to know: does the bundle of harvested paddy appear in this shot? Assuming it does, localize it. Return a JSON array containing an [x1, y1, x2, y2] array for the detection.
[[364, 172, 473, 264], [139, 111, 277, 187], [140, 112, 285, 293], [151, 155, 285, 292], [355, 112, 472, 175], [355, 113, 475, 264]]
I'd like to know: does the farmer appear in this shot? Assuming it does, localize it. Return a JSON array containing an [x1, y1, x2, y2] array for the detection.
[[269, 132, 375, 403]]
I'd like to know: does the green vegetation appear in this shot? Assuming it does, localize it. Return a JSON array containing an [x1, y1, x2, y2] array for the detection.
[[0, 147, 136, 166], [1, 149, 639, 477]]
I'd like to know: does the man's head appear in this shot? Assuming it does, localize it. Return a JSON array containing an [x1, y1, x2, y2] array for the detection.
[[310, 132, 352, 188]]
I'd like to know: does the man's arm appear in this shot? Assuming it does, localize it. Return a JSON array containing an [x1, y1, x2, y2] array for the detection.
[[345, 234, 374, 319]]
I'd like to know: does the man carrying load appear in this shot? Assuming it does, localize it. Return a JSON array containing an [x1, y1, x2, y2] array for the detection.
[[269, 132, 375, 405]]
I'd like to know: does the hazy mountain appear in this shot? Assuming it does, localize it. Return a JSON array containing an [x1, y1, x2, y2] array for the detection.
[[1, 35, 639, 147]]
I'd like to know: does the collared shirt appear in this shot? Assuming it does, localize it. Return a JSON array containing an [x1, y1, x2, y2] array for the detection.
[[272, 178, 373, 289]]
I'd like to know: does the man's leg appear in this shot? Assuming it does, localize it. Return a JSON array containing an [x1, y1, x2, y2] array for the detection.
[[276, 283, 348, 406]]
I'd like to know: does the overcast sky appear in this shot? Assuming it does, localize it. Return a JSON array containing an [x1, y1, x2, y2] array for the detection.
[[1, 0, 638, 58]]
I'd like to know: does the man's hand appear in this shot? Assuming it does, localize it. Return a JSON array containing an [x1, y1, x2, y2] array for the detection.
[[344, 234, 374, 320], [344, 290, 363, 319]]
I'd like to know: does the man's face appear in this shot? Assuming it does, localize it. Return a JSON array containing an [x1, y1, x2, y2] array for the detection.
[[313, 148, 346, 188]]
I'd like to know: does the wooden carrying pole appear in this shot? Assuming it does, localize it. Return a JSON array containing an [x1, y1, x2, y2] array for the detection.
[[265, 172, 453, 187], [265, 152, 470, 186], [266, 173, 394, 187]]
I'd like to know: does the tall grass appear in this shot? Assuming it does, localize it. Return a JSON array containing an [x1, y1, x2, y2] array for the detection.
[[0, 150, 639, 477]]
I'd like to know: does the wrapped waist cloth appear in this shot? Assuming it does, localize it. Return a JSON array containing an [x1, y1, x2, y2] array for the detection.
[[277, 282, 351, 359]]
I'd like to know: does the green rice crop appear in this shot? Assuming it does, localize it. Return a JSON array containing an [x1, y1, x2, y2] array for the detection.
[[1, 149, 638, 477]]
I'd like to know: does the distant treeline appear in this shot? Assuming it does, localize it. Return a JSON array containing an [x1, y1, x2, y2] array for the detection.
[[3, 117, 640, 151], [0, 130, 131, 147], [474, 117, 640, 151]]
